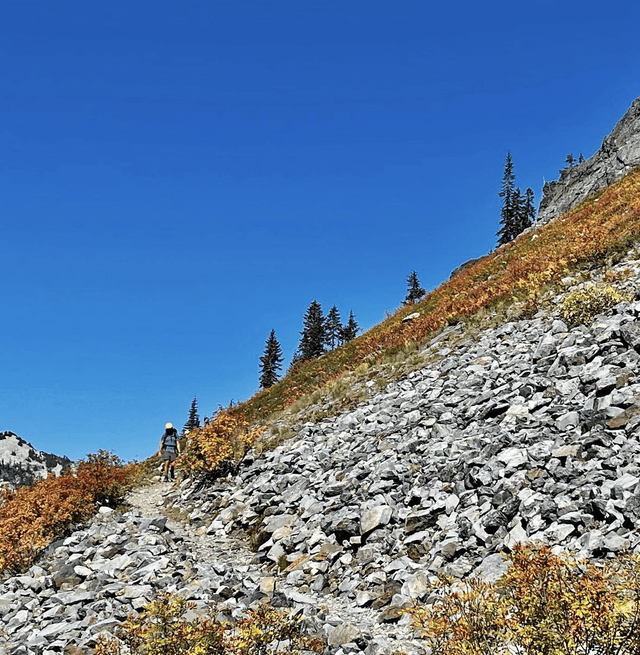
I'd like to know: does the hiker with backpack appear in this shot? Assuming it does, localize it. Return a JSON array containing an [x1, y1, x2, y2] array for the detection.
[[158, 422, 181, 482]]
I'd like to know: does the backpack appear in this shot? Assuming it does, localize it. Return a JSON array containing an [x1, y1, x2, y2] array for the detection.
[[162, 429, 178, 451]]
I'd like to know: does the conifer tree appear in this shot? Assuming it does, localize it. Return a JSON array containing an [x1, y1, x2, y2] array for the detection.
[[522, 187, 536, 231], [497, 152, 516, 246], [497, 154, 535, 245], [259, 329, 284, 389], [512, 187, 524, 233], [341, 310, 360, 342], [288, 349, 304, 371], [404, 270, 426, 304], [324, 305, 343, 350], [183, 397, 200, 434], [297, 300, 326, 360]]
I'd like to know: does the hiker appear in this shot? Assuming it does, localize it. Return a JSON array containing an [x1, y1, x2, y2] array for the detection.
[[158, 422, 180, 482]]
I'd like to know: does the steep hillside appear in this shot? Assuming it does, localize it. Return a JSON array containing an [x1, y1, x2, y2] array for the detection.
[[3, 100, 640, 655], [0, 431, 71, 489], [236, 111, 640, 429], [4, 248, 640, 653]]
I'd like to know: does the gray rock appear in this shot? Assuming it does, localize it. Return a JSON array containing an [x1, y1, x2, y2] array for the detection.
[[360, 506, 393, 534], [474, 553, 509, 583], [328, 622, 362, 646]]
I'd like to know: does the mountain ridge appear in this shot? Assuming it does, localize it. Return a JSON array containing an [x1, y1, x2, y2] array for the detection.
[[0, 431, 72, 489], [4, 246, 640, 652]]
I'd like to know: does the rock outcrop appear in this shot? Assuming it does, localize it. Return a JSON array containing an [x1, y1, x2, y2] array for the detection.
[[0, 432, 71, 489], [537, 97, 640, 225]]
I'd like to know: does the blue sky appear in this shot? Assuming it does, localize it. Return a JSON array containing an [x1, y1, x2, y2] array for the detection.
[[1, 0, 639, 462]]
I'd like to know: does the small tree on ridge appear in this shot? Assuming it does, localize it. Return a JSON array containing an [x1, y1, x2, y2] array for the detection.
[[324, 305, 343, 350], [183, 397, 200, 434], [297, 300, 326, 361], [404, 271, 426, 304], [341, 310, 360, 342], [259, 329, 284, 389]]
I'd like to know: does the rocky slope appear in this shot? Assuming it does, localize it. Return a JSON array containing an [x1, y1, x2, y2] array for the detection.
[[0, 432, 71, 490], [4, 251, 640, 654], [4, 99, 640, 655], [537, 97, 640, 225]]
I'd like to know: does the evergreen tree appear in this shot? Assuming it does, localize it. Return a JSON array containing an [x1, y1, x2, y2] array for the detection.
[[497, 152, 517, 246], [324, 305, 343, 350], [259, 329, 284, 389], [512, 187, 524, 233], [297, 300, 326, 360], [565, 153, 576, 167], [404, 270, 426, 304], [522, 187, 536, 231], [497, 154, 534, 245], [578, 153, 585, 164], [288, 349, 304, 371], [341, 310, 360, 342], [183, 397, 200, 434]]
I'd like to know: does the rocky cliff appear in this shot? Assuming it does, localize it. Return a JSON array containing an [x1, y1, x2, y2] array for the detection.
[[537, 97, 640, 225], [0, 431, 72, 489]]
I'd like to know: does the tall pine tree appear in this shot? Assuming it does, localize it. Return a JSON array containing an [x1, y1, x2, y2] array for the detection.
[[259, 329, 284, 389], [497, 152, 516, 246], [297, 300, 326, 360], [183, 397, 200, 434], [324, 305, 343, 350], [404, 270, 426, 304], [522, 187, 536, 232], [497, 154, 535, 245]]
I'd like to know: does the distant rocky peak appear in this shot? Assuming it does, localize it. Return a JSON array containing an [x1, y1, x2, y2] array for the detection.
[[0, 431, 72, 489], [537, 97, 640, 226]]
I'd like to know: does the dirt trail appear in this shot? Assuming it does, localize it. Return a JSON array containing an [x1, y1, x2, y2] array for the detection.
[[126, 480, 264, 571], [124, 480, 426, 654]]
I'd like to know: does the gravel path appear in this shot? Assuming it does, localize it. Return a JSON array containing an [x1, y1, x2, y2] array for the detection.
[[124, 480, 426, 654], [127, 480, 260, 569]]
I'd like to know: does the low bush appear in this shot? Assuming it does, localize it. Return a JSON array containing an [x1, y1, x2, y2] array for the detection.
[[409, 544, 640, 655], [560, 284, 632, 327], [179, 410, 265, 475], [94, 592, 324, 655]]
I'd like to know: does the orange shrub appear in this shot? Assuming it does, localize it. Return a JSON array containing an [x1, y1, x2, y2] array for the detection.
[[0, 451, 139, 574], [94, 592, 324, 655], [179, 411, 265, 474], [410, 544, 640, 655]]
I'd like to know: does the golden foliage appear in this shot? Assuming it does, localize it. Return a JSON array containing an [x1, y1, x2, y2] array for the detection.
[[179, 411, 265, 474], [560, 284, 633, 327], [410, 544, 640, 655], [94, 592, 324, 655], [0, 451, 139, 574]]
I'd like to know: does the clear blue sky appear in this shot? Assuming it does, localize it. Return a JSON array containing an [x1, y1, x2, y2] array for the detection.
[[2, 0, 639, 462]]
